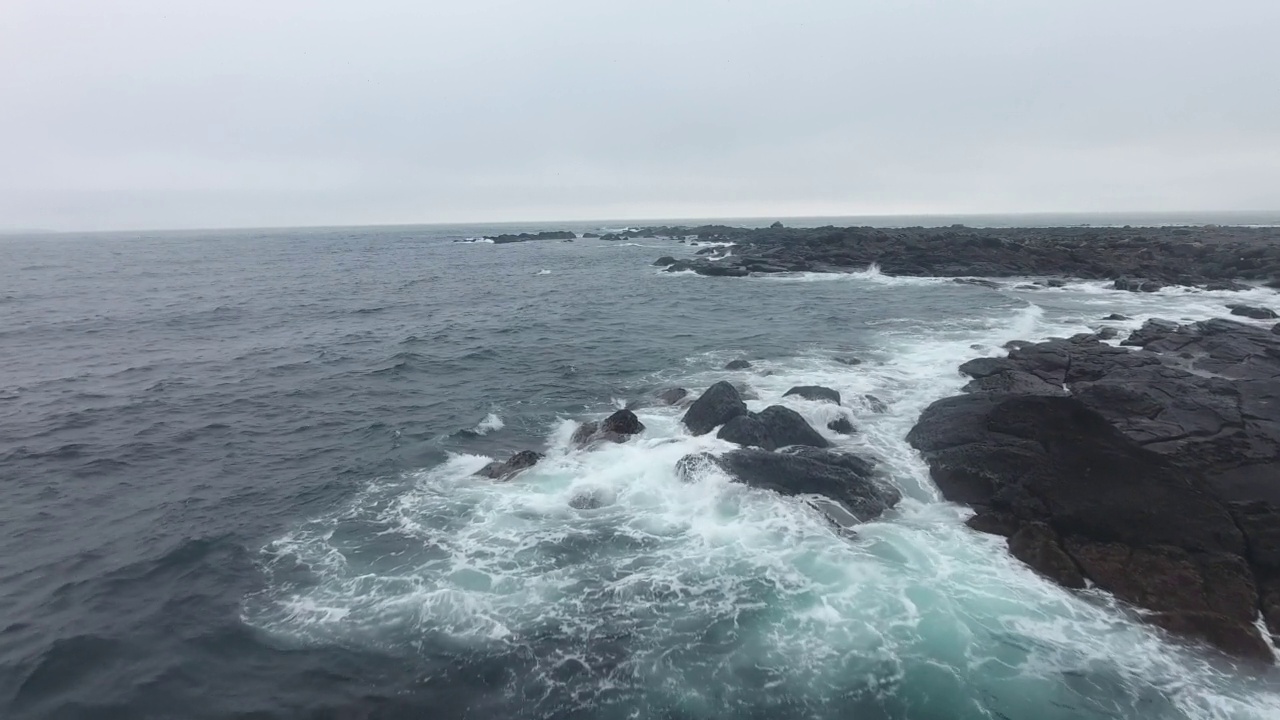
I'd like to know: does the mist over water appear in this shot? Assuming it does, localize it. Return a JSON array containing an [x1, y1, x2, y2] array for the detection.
[[3, 221, 1279, 719]]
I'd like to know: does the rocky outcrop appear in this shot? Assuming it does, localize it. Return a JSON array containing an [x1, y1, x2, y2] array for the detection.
[[907, 318, 1280, 660], [783, 385, 841, 405], [485, 231, 576, 243], [653, 224, 1280, 288], [677, 448, 899, 523], [682, 382, 748, 435], [476, 450, 544, 480]]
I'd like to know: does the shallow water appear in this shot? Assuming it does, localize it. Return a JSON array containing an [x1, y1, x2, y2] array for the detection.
[[3, 224, 1279, 718]]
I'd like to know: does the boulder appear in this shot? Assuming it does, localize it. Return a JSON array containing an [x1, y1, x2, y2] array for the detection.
[[682, 381, 747, 435], [716, 415, 773, 449], [1228, 303, 1279, 320], [571, 409, 646, 447], [783, 385, 842, 405], [653, 256, 677, 266], [1103, 313, 1131, 321], [679, 448, 898, 522], [724, 359, 752, 370], [754, 405, 830, 449], [654, 387, 689, 405], [601, 409, 644, 436], [476, 450, 544, 480]]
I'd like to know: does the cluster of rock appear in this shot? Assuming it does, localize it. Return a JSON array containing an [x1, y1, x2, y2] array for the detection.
[[676, 381, 899, 526], [481, 230, 577, 244], [473, 377, 898, 531], [650, 224, 1280, 288], [908, 317, 1280, 660]]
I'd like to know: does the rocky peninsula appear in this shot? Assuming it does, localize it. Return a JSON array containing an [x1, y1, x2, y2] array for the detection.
[[652, 224, 1280, 289]]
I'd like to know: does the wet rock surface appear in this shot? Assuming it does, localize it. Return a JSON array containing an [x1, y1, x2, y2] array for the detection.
[[908, 317, 1280, 660]]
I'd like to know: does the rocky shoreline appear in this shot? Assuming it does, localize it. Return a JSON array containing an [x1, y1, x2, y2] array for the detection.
[[651, 224, 1280, 289], [909, 317, 1280, 661]]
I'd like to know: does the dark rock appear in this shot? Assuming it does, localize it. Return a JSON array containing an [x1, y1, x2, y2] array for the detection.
[[653, 256, 677, 266], [1114, 278, 1165, 293], [1228, 303, 1279, 320], [1046, 279, 1067, 287], [655, 387, 689, 405], [953, 277, 1001, 289], [486, 230, 576, 244], [754, 405, 830, 449], [770, 221, 784, 229], [682, 381, 747, 435], [1103, 313, 1130, 321], [476, 450, 544, 480], [569, 490, 606, 510], [570, 421, 599, 447], [1008, 522, 1086, 588], [724, 359, 752, 370], [601, 409, 644, 436], [682, 448, 899, 522], [1096, 327, 1119, 340], [834, 356, 862, 366], [827, 417, 856, 434], [966, 509, 1020, 537], [716, 415, 773, 449], [783, 385, 841, 405]]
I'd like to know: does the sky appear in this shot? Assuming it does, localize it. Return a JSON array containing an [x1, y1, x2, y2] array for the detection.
[[1, 0, 1278, 231]]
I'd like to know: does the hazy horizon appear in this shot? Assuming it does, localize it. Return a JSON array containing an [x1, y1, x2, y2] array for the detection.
[[3, 1, 1279, 232]]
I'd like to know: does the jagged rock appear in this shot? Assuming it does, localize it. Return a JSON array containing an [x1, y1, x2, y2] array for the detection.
[[476, 450, 544, 480], [682, 381, 747, 435]]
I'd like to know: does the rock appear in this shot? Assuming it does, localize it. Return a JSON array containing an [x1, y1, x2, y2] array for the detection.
[[682, 381, 747, 435], [827, 417, 856, 434], [681, 448, 899, 522], [1113, 278, 1165, 292], [570, 421, 599, 447], [486, 231, 576, 243], [569, 490, 607, 510], [754, 405, 830, 449], [864, 395, 889, 413], [834, 356, 862, 366], [1008, 522, 1086, 588], [653, 256, 677, 266], [716, 415, 773, 449], [906, 321, 1280, 659], [1228, 303, 1279, 320], [770, 221, 784, 229], [476, 450, 544, 480], [1096, 327, 1120, 340], [724, 359, 752, 370], [953, 277, 1001, 289], [600, 409, 644, 436], [1103, 313, 1131, 321], [966, 508, 1021, 537], [783, 385, 842, 405], [655, 387, 689, 405], [716, 405, 830, 450], [1046, 279, 1067, 288]]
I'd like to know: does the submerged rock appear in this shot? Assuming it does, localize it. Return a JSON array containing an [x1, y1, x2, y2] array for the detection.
[[653, 256, 677, 266], [476, 450, 544, 481], [724, 359, 752, 370], [1228, 303, 1278, 320], [827, 417, 856, 434], [682, 381, 748, 435], [863, 395, 889, 414], [834, 356, 862, 366], [783, 385, 842, 405], [1113, 278, 1165, 293], [654, 387, 689, 405]]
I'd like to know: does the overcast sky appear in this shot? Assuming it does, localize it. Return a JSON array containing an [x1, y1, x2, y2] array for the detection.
[[2, 0, 1278, 231]]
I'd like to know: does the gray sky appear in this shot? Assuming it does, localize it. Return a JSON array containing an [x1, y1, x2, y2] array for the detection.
[[2, 0, 1278, 231]]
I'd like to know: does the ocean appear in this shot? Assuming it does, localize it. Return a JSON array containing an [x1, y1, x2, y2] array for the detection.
[[3, 217, 1280, 719]]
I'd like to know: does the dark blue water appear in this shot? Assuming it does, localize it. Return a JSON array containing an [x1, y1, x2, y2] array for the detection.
[[3, 223, 1279, 719]]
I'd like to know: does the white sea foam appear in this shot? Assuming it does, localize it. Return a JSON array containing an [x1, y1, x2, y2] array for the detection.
[[473, 412, 504, 435], [245, 281, 1280, 718]]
